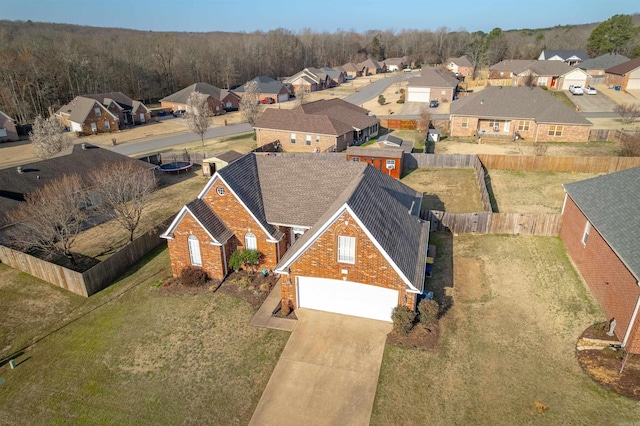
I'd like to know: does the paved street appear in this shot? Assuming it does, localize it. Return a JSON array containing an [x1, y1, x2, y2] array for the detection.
[[109, 122, 253, 156], [345, 72, 413, 106]]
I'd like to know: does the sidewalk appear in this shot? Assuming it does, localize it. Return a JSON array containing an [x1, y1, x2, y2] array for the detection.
[[250, 280, 297, 332]]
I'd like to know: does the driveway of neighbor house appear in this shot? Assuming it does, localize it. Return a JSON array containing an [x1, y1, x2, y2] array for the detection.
[[564, 90, 617, 113], [250, 309, 392, 426]]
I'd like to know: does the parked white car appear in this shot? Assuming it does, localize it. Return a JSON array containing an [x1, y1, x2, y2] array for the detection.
[[584, 86, 597, 95], [569, 85, 584, 95]]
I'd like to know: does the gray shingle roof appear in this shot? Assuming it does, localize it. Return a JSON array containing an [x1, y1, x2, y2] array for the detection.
[[489, 59, 534, 73], [539, 50, 589, 61], [212, 150, 244, 164], [254, 108, 354, 136], [450, 86, 592, 125], [233, 76, 288, 95], [408, 68, 459, 88], [160, 82, 227, 104], [186, 199, 233, 243], [448, 56, 473, 67], [84, 92, 134, 109], [56, 96, 115, 124], [528, 60, 578, 77], [347, 146, 404, 159], [563, 167, 640, 280], [578, 53, 630, 71], [606, 57, 640, 75], [295, 99, 378, 131]]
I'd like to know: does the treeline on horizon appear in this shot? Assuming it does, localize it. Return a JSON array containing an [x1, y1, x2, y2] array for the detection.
[[1, 15, 639, 123]]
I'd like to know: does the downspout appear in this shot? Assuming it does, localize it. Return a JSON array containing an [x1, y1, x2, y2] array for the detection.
[[622, 286, 640, 348], [535, 121, 540, 142], [222, 244, 228, 276]]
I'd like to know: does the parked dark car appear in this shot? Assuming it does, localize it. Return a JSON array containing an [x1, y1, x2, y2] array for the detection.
[[429, 100, 439, 108], [172, 109, 186, 118]]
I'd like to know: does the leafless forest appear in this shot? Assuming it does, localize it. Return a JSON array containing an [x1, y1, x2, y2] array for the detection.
[[1, 16, 638, 123]]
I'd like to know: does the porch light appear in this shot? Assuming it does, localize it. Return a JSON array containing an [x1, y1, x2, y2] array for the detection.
[[402, 295, 407, 303]]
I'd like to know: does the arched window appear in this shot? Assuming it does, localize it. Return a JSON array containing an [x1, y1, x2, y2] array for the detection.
[[245, 233, 257, 250], [188, 235, 202, 266]]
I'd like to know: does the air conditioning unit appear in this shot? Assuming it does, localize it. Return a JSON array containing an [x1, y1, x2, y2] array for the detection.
[[386, 164, 395, 170]]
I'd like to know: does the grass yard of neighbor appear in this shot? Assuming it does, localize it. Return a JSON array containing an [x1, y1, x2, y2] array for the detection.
[[0, 247, 289, 425], [371, 234, 639, 425], [401, 168, 484, 213], [488, 170, 601, 214]]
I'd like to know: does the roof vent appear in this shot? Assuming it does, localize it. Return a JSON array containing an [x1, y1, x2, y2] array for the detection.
[[81, 143, 87, 150], [17, 166, 23, 174], [480, 99, 484, 105]]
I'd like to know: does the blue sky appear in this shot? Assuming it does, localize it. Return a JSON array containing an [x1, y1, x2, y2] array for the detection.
[[1, 0, 637, 33]]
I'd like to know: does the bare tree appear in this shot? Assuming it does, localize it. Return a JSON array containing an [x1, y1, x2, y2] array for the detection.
[[185, 91, 211, 147], [294, 84, 307, 106], [614, 103, 640, 125], [5, 175, 87, 265], [618, 131, 640, 157], [239, 80, 261, 126], [89, 161, 156, 242], [30, 115, 72, 159]]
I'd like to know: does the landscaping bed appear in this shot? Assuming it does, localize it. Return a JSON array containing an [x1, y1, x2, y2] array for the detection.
[[386, 321, 440, 351], [217, 270, 278, 309]]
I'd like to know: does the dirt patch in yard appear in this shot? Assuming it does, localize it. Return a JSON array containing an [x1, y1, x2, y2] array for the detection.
[[435, 139, 622, 156], [386, 322, 440, 351], [216, 270, 279, 309], [454, 258, 487, 302], [401, 168, 484, 213]]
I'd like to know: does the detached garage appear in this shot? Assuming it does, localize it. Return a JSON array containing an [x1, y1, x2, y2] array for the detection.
[[297, 277, 399, 322], [407, 68, 459, 103]]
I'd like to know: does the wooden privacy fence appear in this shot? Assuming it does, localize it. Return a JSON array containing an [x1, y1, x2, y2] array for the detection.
[[380, 118, 417, 130], [426, 211, 562, 236], [477, 154, 640, 173], [0, 217, 173, 297]]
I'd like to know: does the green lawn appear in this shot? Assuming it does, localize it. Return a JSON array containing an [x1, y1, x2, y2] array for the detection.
[[371, 234, 638, 425], [0, 247, 289, 424]]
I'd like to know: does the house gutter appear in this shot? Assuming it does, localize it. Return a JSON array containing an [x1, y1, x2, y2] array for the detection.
[[622, 285, 640, 348]]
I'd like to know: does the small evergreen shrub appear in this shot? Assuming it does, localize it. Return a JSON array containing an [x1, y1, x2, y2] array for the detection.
[[378, 94, 386, 105], [181, 266, 208, 287], [229, 249, 244, 271], [418, 299, 440, 324], [391, 306, 415, 335]]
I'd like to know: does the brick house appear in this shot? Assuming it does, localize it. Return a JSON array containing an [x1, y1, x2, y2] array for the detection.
[[560, 167, 640, 354], [161, 153, 430, 322], [337, 62, 365, 78], [488, 60, 589, 90], [450, 86, 592, 142], [357, 58, 386, 75], [160, 82, 238, 115], [284, 68, 331, 92], [605, 57, 640, 91], [407, 68, 459, 103], [0, 110, 19, 142], [383, 57, 407, 72], [83, 92, 151, 126], [445, 56, 474, 77], [577, 53, 629, 85], [55, 97, 120, 135], [232, 76, 291, 104], [538, 49, 589, 66], [254, 99, 379, 153]]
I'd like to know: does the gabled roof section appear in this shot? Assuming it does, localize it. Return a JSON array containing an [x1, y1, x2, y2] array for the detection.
[[528, 60, 581, 77], [408, 68, 459, 88], [347, 146, 404, 159], [384, 57, 406, 67], [0, 110, 14, 126], [338, 62, 364, 73], [273, 160, 428, 292], [253, 108, 354, 136], [209, 150, 244, 164], [56, 96, 118, 124], [606, 57, 640, 75], [186, 199, 233, 243], [578, 53, 630, 71], [450, 86, 592, 125], [489, 59, 535, 73], [233, 76, 287, 95], [293, 99, 378, 131], [563, 167, 640, 280], [85, 92, 136, 109], [358, 58, 384, 70], [447, 56, 473, 67], [539, 50, 589, 61], [160, 82, 226, 104]]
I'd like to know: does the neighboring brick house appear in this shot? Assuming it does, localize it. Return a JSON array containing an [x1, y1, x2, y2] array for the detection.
[[0, 110, 19, 142], [253, 99, 379, 153], [488, 60, 589, 90], [538, 49, 589, 66], [383, 57, 407, 72], [161, 153, 430, 322], [407, 68, 459, 103], [346, 146, 404, 179], [337, 62, 365, 78], [357, 58, 386, 75], [232, 76, 291, 104], [320, 67, 347, 86], [160, 82, 238, 115], [55, 96, 120, 135], [577, 53, 629, 84], [284, 68, 331, 92], [605, 57, 640, 91], [560, 167, 640, 354], [83, 92, 151, 125], [450, 86, 592, 142], [445, 56, 474, 77]]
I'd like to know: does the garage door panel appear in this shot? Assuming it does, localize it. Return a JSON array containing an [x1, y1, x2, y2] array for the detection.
[[562, 79, 585, 90], [297, 277, 398, 322], [627, 79, 640, 89], [278, 94, 289, 102], [408, 88, 431, 103]]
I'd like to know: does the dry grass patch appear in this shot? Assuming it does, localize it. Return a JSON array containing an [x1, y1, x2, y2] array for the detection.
[[488, 170, 601, 213], [371, 235, 640, 425], [435, 139, 621, 156], [401, 168, 484, 213]]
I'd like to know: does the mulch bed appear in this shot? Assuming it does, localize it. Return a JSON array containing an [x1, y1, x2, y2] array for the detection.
[[576, 323, 640, 400], [155, 277, 219, 296], [216, 270, 279, 309], [386, 321, 440, 351]]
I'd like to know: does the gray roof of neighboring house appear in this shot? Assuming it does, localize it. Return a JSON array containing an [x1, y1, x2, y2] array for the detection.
[[346, 146, 404, 159], [578, 53, 630, 71], [358, 58, 384, 70], [540, 49, 589, 61], [160, 82, 229, 104], [378, 134, 403, 146], [257, 155, 428, 291], [606, 57, 640, 75], [339, 62, 364, 73], [489, 59, 535, 73], [408, 68, 459, 88], [319, 67, 344, 80], [0, 110, 14, 127], [233, 76, 288, 95], [212, 150, 244, 164], [563, 167, 640, 280], [450, 86, 592, 125], [185, 199, 233, 243], [384, 57, 406, 67], [529, 60, 581, 77], [376, 134, 414, 152], [448, 56, 473, 67], [56, 96, 116, 124], [0, 144, 156, 227], [85, 92, 134, 108], [294, 99, 378, 131]]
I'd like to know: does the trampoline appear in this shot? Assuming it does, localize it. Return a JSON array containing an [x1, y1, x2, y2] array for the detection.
[[158, 161, 193, 174]]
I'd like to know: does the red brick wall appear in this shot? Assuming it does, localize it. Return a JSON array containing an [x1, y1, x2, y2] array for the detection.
[[107, 103, 124, 126], [605, 73, 625, 88], [80, 104, 119, 135], [202, 179, 280, 270], [132, 105, 151, 124], [560, 196, 640, 353], [167, 212, 227, 280], [256, 128, 351, 153], [280, 209, 418, 312], [535, 124, 590, 143]]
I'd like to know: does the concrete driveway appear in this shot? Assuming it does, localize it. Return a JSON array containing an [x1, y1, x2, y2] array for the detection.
[[250, 309, 392, 426], [564, 90, 617, 113]]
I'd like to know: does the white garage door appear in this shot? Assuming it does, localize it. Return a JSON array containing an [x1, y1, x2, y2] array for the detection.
[[562, 79, 585, 90], [297, 277, 399, 322], [408, 87, 431, 103], [278, 94, 289, 103], [627, 78, 640, 89]]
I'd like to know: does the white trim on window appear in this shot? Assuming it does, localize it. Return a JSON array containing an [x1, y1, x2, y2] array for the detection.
[[290, 133, 296, 144], [94, 107, 101, 117], [245, 232, 257, 250], [582, 221, 591, 246], [188, 235, 202, 266], [337, 235, 356, 264]]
